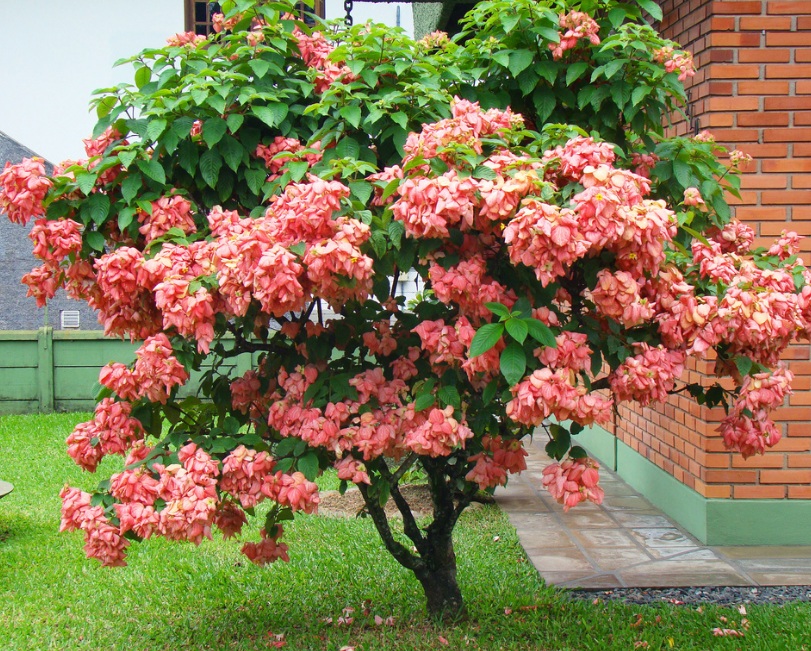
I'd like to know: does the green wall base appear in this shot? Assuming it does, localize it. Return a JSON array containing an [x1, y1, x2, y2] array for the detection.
[[577, 424, 811, 546]]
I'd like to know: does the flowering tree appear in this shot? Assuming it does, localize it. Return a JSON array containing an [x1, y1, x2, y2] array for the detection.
[[2, 0, 809, 618]]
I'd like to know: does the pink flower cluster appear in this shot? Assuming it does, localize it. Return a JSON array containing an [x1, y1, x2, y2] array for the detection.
[[550, 11, 601, 60], [504, 199, 588, 287], [654, 46, 696, 82], [242, 526, 290, 566], [609, 344, 686, 405], [542, 457, 604, 510], [99, 333, 189, 403], [465, 436, 528, 490], [0, 157, 52, 225], [66, 398, 145, 472], [293, 28, 354, 93], [719, 367, 793, 458], [506, 368, 612, 427], [166, 31, 206, 47], [429, 255, 511, 320], [138, 195, 196, 243], [254, 136, 323, 179], [590, 269, 653, 328], [405, 406, 473, 457]]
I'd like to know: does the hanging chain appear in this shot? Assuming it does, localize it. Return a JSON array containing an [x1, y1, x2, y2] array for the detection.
[[344, 0, 354, 27]]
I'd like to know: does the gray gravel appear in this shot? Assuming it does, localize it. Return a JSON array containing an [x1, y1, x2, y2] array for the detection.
[[567, 586, 811, 606]]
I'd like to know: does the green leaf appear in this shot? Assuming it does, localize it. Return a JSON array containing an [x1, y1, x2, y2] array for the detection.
[[387, 220, 405, 249], [336, 137, 360, 160], [117, 206, 136, 231], [137, 158, 166, 185], [145, 118, 167, 142], [391, 111, 408, 130], [565, 62, 589, 87], [470, 323, 504, 358], [472, 165, 497, 180], [121, 173, 142, 204], [96, 95, 117, 119], [608, 7, 627, 28], [226, 113, 244, 133], [253, 103, 289, 128], [533, 89, 556, 123], [118, 149, 138, 170], [500, 342, 527, 386], [482, 379, 499, 406], [506, 50, 532, 78], [244, 168, 266, 195], [631, 85, 651, 107], [76, 171, 98, 196], [505, 318, 529, 344], [485, 302, 511, 319], [673, 158, 693, 188], [274, 437, 299, 457], [85, 230, 106, 252], [340, 105, 362, 129], [134, 66, 151, 89], [203, 117, 228, 147], [86, 193, 111, 225], [219, 135, 244, 172], [287, 160, 309, 182], [414, 391, 436, 412], [349, 181, 373, 206], [636, 0, 664, 21], [369, 230, 387, 258], [501, 13, 520, 34], [297, 452, 320, 481], [248, 58, 270, 78], [200, 149, 223, 189], [735, 356, 754, 377], [438, 385, 461, 409], [525, 319, 557, 348]]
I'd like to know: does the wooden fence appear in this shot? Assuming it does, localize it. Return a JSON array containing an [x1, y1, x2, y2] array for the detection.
[[0, 329, 251, 414]]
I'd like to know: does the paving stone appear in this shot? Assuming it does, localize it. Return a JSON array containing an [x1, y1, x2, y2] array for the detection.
[[569, 527, 638, 548], [527, 550, 594, 573], [563, 573, 625, 589]]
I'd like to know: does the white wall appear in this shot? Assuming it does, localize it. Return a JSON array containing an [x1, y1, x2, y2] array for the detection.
[[0, 1, 411, 164]]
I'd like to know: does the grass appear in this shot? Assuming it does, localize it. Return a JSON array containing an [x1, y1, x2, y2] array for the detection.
[[0, 412, 810, 650]]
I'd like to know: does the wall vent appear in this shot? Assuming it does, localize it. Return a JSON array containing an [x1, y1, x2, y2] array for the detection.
[[60, 310, 81, 329]]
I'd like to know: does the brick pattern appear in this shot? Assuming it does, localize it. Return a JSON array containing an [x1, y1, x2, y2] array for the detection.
[[609, 0, 811, 499]]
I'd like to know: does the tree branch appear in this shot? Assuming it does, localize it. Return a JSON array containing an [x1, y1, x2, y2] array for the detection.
[[375, 460, 428, 557], [357, 483, 424, 572]]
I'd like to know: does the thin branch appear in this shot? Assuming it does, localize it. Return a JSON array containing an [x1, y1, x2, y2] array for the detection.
[[357, 483, 423, 572], [391, 452, 418, 484], [376, 460, 428, 557]]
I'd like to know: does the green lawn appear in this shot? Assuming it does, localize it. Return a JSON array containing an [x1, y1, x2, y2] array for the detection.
[[0, 412, 809, 650]]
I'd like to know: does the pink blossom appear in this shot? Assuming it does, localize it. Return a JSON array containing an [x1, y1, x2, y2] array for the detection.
[[242, 526, 290, 565], [0, 157, 52, 225], [59, 486, 92, 532], [542, 457, 604, 510], [405, 406, 473, 457], [214, 501, 248, 540], [138, 195, 196, 243], [29, 218, 83, 264], [610, 345, 686, 405], [166, 31, 206, 47], [549, 11, 601, 60], [683, 187, 706, 209], [220, 445, 277, 508], [335, 456, 371, 485], [590, 269, 653, 327]]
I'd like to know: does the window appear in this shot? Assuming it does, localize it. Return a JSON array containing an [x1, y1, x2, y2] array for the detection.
[[60, 310, 81, 329], [185, 1, 325, 36]]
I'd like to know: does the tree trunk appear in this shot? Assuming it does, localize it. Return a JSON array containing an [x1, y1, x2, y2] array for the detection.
[[415, 555, 465, 620]]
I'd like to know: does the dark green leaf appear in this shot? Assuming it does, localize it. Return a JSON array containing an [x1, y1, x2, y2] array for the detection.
[[200, 149, 223, 189], [470, 323, 504, 357], [85, 230, 106, 252], [735, 356, 754, 377], [340, 105, 362, 129], [86, 193, 111, 225], [145, 118, 167, 142], [472, 165, 497, 180], [203, 117, 228, 147], [414, 392, 435, 412], [438, 385, 461, 409], [505, 318, 529, 344], [253, 103, 289, 128], [565, 62, 589, 87], [485, 302, 511, 319], [387, 220, 405, 249], [500, 342, 527, 387], [287, 160, 309, 182], [121, 173, 142, 203], [117, 206, 136, 231], [137, 158, 166, 185], [248, 58, 270, 78], [118, 149, 138, 170], [349, 181, 373, 206], [525, 319, 557, 348], [219, 135, 244, 172], [274, 437, 298, 457], [636, 0, 664, 21], [509, 50, 534, 77], [297, 452, 320, 481]]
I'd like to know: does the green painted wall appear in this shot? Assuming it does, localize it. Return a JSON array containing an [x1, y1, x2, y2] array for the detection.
[[0, 329, 251, 414], [579, 423, 811, 546]]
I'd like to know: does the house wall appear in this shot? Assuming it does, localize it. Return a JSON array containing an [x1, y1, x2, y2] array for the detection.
[[606, 0, 811, 501]]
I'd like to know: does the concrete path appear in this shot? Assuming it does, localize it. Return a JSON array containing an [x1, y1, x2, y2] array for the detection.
[[495, 439, 811, 589]]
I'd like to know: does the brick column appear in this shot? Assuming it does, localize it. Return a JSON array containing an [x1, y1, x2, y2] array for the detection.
[[611, 0, 811, 501]]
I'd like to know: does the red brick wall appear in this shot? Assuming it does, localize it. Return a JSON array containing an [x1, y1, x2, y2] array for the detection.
[[612, 0, 811, 499]]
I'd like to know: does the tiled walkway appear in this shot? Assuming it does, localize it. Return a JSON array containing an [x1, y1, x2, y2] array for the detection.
[[495, 440, 811, 589]]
